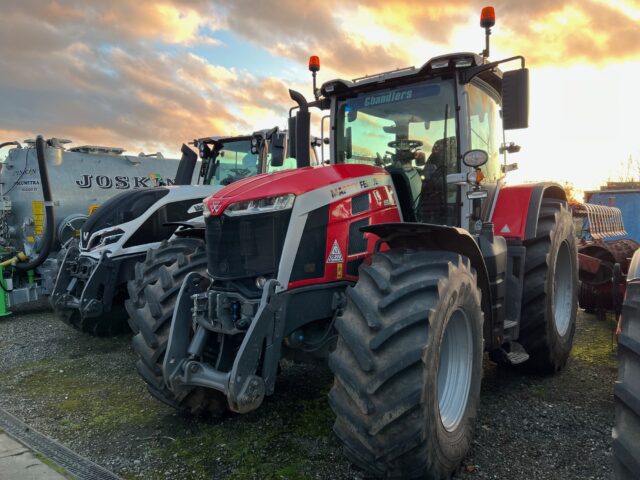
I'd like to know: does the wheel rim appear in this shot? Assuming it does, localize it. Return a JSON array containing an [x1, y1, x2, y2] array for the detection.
[[553, 240, 573, 336], [437, 309, 473, 432]]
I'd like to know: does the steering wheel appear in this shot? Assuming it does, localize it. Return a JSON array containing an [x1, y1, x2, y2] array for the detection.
[[229, 168, 251, 177], [388, 139, 423, 152]]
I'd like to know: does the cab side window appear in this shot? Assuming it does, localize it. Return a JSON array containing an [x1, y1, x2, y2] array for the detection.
[[467, 83, 503, 183]]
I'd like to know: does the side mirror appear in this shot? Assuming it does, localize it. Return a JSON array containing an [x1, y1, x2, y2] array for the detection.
[[345, 126, 353, 159], [270, 133, 286, 167], [462, 149, 488, 168], [502, 68, 529, 130]]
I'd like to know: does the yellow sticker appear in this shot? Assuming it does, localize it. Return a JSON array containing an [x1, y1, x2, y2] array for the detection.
[[31, 201, 44, 234], [337, 263, 343, 279], [89, 204, 100, 215]]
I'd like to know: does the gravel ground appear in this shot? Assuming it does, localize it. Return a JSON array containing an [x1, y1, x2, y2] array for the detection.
[[0, 303, 617, 479]]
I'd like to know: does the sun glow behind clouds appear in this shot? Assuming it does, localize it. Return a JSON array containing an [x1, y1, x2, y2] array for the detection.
[[595, 0, 640, 21], [507, 61, 640, 190]]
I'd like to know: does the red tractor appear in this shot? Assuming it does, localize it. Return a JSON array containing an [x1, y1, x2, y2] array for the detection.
[[127, 8, 578, 479]]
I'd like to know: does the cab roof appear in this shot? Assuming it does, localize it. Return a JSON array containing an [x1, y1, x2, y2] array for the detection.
[[320, 52, 503, 98]]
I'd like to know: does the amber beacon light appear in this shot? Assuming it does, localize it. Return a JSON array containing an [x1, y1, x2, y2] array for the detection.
[[308, 55, 320, 73], [480, 6, 495, 28], [480, 6, 495, 58], [309, 55, 321, 100]]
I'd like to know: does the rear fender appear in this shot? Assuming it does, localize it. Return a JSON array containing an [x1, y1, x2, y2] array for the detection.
[[362, 223, 495, 347], [491, 183, 566, 240]]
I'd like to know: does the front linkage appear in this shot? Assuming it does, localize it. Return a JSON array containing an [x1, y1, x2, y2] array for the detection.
[[50, 242, 132, 335], [164, 276, 346, 413], [165, 276, 282, 413]]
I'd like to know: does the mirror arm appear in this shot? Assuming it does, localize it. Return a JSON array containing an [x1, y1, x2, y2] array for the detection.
[[460, 56, 526, 84]]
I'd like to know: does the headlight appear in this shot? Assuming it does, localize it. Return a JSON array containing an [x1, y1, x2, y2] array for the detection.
[[87, 228, 124, 250], [225, 194, 295, 216]]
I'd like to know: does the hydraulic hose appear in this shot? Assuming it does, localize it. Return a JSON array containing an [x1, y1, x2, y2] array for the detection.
[[0, 141, 22, 150], [15, 135, 55, 271]]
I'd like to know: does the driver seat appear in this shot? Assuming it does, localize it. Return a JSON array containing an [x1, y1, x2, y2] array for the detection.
[[420, 136, 457, 223]]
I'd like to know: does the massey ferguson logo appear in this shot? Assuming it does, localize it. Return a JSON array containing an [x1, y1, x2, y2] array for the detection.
[[75, 174, 175, 189], [211, 201, 222, 214]]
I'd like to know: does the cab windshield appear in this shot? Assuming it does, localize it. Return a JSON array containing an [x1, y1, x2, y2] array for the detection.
[[205, 139, 259, 186], [204, 139, 298, 185], [335, 79, 459, 225]]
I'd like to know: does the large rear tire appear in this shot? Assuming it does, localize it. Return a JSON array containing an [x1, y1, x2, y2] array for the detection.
[[612, 275, 640, 479], [125, 238, 228, 416], [329, 249, 483, 479], [519, 198, 578, 373]]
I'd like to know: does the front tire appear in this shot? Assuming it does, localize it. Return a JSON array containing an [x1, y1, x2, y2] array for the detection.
[[519, 198, 578, 373], [55, 300, 129, 337], [125, 238, 228, 416], [329, 249, 483, 479]]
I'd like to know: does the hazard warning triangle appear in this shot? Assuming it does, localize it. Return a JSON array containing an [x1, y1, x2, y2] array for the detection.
[[327, 240, 344, 263]]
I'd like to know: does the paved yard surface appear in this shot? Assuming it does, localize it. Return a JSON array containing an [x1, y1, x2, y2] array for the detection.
[[0, 431, 69, 480]]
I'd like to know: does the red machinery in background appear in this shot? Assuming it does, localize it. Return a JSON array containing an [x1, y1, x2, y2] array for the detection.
[[573, 203, 639, 316]]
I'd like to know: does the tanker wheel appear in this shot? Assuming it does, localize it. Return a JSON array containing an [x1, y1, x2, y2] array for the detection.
[[125, 238, 228, 416], [519, 198, 578, 373], [329, 250, 483, 479], [612, 274, 640, 478]]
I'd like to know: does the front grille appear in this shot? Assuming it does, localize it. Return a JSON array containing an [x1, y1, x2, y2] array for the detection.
[[205, 210, 291, 280], [81, 188, 168, 248]]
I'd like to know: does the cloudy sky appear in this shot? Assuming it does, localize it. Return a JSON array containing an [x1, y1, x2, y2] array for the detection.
[[1, 0, 639, 191]]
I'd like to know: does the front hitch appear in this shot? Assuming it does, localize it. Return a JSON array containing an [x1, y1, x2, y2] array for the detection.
[[163, 277, 286, 414]]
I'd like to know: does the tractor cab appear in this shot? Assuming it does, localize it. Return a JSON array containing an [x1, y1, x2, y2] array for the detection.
[[290, 49, 528, 233], [197, 128, 294, 186]]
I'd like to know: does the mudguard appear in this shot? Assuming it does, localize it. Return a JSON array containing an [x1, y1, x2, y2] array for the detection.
[[491, 183, 566, 240]]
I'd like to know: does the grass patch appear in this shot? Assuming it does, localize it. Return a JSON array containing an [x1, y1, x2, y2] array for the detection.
[[571, 314, 617, 368], [160, 381, 335, 479], [1, 357, 165, 433]]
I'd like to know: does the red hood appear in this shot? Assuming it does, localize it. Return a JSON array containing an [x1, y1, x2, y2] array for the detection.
[[205, 164, 385, 216]]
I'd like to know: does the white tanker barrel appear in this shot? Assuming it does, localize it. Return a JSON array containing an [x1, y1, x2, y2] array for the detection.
[[0, 138, 197, 256]]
